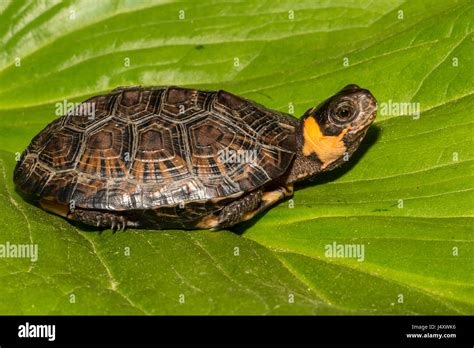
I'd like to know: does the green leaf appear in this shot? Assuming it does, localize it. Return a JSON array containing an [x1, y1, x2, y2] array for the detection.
[[0, 0, 472, 314]]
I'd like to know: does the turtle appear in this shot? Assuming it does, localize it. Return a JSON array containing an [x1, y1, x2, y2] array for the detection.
[[14, 84, 376, 230]]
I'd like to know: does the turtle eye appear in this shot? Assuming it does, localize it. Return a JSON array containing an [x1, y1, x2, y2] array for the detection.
[[331, 99, 357, 124], [337, 106, 351, 119]]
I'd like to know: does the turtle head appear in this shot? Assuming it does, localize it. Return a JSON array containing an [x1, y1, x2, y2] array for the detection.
[[300, 84, 377, 171]]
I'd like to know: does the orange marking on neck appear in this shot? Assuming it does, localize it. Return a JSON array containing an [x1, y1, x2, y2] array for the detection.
[[303, 117, 348, 169]]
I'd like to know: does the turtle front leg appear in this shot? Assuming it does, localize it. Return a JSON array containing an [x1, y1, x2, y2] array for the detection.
[[241, 184, 294, 223], [198, 185, 293, 230]]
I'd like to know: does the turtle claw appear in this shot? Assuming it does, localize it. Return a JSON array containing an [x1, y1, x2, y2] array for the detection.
[[120, 216, 127, 231], [108, 216, 127, 231]]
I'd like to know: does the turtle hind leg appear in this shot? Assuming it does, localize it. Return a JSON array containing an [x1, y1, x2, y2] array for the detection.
[[69, 209, 138, 231]]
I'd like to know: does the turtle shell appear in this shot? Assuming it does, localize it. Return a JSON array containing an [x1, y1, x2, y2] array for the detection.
[[14, 86, 297, 211]]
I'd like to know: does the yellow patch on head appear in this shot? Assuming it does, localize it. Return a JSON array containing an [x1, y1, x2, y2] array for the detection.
[[303, 117, 348, 169]]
